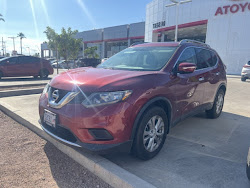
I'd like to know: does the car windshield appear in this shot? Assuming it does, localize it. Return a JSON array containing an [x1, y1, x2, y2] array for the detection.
[[0, 57, 10, 62], [97, 46, 177, 71]]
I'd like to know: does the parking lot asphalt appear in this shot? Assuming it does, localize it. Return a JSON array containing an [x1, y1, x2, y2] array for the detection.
[[0, 76, 249, 188]]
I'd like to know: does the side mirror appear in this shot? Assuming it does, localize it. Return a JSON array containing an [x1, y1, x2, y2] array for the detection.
[[178, 62, 196, 73]]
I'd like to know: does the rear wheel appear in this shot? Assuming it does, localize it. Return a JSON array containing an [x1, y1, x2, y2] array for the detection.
[[132, 106, 168, 160], [206, 89, 225, 119], [241, 77, 247, 82], [39, 69, 49, 79]]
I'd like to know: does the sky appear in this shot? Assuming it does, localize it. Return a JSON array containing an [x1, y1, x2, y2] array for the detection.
[[0, 0, 152, 56]]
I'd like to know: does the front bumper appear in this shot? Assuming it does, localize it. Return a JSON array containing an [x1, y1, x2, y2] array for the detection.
[[39, 119, 132, 154]]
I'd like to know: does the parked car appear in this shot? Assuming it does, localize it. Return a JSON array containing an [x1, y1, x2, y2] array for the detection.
[[241, 61, 250, 81], [39, 40, 227, 160], [77, 58, 100, 67], [52, 60, 75, 69], [50, 60, 58, 65], [0, 56, 54, 79], [101, 58, 108, 63]]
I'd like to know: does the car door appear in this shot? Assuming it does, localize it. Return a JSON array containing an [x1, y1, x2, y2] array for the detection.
[[195, 48, 216, 105], [204, 50, 221, 104], [18, 56, 38, 76], [173, 47, 206, 120], [5, 57, 21, 76]]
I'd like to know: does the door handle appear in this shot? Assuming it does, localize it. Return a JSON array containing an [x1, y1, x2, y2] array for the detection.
[[199, 77, 204, 81]]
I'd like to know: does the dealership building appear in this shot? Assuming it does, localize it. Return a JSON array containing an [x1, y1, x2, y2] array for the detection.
[[145, 0, 250, 74], [41, 0, 250, 74]]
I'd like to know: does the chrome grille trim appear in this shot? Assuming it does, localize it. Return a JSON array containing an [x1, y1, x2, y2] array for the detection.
[[48, 87, 79, 109]]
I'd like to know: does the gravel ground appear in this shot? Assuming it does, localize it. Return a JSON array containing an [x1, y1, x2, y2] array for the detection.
[[0, 110, 111, 188]]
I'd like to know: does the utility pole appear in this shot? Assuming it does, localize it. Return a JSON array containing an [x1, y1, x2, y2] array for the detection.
[[2, 37, 4, 56], [166, 0, 192, 42], [8, 36, 16, 51]]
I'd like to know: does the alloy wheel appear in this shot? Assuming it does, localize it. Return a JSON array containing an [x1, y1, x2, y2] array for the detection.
[[143, 115, 165, 152]]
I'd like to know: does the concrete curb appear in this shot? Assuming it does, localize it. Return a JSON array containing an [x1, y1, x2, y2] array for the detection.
[[0, 83, 46, 89], [0, 88, 43, 98], [0, 103, 155, 188]]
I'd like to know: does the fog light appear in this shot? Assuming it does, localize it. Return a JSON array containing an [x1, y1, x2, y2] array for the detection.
[[88, 129, 113, 141]]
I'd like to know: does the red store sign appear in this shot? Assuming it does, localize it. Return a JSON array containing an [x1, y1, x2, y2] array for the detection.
[[215, 2, 250, 16]]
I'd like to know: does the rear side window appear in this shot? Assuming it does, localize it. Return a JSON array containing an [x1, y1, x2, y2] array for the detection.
[[19, 56, 37, 64], [195, 48, 211, 69], [8, 57, 18, 64], [177, 48, 197, 65], [209, 51, 218, 67]]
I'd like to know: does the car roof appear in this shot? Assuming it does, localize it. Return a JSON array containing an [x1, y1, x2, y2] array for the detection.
[[131, 40, 211, 49], [132, 42, 179, 48]]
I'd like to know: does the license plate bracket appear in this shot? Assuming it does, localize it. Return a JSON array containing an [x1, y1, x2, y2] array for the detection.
[[44, 110, 57, 128]]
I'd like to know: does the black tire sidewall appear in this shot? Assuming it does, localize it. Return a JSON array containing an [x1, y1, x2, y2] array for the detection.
[[133, 106, 168, 160], [207, 89, 225, 119], [241, 77, 247, 82]]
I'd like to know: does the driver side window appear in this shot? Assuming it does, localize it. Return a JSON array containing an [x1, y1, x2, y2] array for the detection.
[[8, 57, 18, 65], [176, 48, 197, 70]]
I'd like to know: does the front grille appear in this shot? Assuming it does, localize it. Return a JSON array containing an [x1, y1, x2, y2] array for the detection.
[[50, 87, 69, 103], [49, 86, 86, 104], [43, 122, 77, 143]]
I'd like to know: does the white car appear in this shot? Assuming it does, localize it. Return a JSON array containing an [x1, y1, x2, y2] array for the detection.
[[241, 61, 250, 81]]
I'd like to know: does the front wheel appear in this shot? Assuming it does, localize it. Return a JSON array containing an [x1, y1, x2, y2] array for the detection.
[[241, 77, 247, 82], [206, 89, 225, 119], [132, 106, 168, 160]]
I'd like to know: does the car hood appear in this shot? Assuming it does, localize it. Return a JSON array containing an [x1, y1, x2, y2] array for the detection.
[[49, 67, 165, 93]]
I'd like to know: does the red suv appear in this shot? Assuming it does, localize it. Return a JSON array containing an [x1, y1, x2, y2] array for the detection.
[[39, 40, 227, 160], [0, 56, 54, 79]]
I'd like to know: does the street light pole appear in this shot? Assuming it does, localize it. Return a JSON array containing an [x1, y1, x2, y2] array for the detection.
[[166, 0, 192, 42]]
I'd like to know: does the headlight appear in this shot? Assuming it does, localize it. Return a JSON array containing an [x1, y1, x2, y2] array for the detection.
[[42, 83, 50, 94], [82, 90, 132, 108]]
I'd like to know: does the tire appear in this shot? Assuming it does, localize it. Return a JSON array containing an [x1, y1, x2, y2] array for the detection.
[[39, 69, 49, 79], [132, 106, 168, 160], [206, 89, 225, 119], [241, 77, 247, 82]]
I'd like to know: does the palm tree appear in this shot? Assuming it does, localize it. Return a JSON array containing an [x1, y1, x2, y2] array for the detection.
[[0, 14, 4, 22], [17, 32, 25, 54]]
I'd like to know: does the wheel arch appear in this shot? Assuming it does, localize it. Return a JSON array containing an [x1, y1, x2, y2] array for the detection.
[[130, 97, 172, 141]]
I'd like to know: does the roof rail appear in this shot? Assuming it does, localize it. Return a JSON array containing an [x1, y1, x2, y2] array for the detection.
[[130, 42, 148, 47], [179, 39, 210, 48]]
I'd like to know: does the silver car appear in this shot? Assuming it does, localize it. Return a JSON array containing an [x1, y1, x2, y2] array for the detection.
[[241, 61, 250, 81]]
